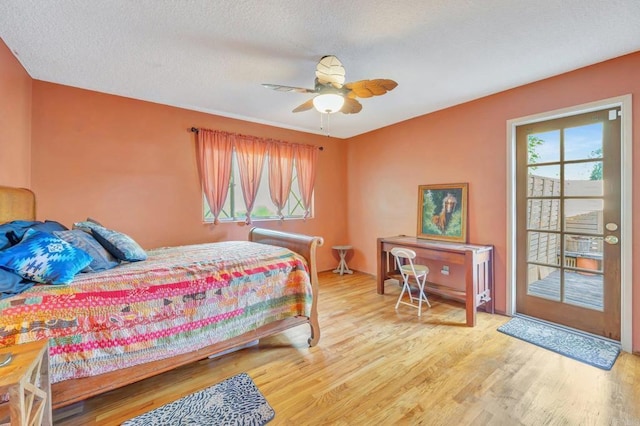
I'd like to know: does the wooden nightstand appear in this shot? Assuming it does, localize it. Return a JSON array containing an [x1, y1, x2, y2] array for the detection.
[[0, 340, 52, 426]]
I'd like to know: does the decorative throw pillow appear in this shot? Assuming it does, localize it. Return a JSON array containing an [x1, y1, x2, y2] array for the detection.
[[53, 230, 120, 272], [86, 217, 103, 226], [0, 229, 92, 284], [72, 220, 103, 233], [90, 227, 147, 262]]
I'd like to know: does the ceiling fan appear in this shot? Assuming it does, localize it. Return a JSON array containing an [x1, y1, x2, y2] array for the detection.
[[262, 55, 398, 114]]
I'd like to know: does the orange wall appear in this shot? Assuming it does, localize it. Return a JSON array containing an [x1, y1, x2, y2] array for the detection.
[[0, 38, 31, 187], [347, 51, 640, 351], [30, 82, 347, 272]]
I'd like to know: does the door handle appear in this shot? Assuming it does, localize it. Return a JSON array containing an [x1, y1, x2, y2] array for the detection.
[[604, 235, 619, 245]]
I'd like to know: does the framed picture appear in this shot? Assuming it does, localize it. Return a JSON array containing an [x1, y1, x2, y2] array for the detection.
[[417, 183, 468, 242]]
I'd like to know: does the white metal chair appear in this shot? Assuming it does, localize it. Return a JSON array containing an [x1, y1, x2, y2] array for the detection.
[[391, 247, 431, 316]]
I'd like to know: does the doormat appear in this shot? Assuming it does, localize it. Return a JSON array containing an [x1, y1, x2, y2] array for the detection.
[[497, 316, 620, 370], [122, 373, 274, 425]]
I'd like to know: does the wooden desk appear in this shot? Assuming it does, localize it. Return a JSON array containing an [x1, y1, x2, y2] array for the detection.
[[377, 236, 494, 326]]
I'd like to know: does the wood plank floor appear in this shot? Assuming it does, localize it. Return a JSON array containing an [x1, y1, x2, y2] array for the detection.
[[53, 271, 640, 425]]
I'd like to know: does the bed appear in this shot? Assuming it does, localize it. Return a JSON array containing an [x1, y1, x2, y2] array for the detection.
[[0, 185, 323, 409]]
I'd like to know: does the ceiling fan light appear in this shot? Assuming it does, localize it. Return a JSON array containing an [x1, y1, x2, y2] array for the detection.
[[313, 93, 344, 114]]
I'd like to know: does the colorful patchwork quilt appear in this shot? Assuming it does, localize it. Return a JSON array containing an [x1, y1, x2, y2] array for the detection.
[[0, 241, 312, 383]]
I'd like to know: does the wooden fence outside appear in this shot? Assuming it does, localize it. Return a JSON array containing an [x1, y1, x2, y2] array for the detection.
[[527, 175, 602, 282]]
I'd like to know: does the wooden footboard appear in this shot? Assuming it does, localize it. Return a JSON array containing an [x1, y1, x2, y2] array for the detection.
[[249, 227, 324, 346]]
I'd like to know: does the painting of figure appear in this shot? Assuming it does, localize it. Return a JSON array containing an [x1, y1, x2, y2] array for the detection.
[[418, 183, 468, 242]]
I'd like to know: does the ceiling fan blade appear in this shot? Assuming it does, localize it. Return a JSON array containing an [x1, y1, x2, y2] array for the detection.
[[262, 83, 316, 94], [344, 79, 398, 98], [292, 98, 315, 113], [341, 97, 362, 114], [315, 55, 346, 89]]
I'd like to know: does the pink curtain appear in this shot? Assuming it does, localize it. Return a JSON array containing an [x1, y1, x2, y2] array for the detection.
[[196, 129, 233, 225], [235, 135, 268, 224], [267, 141, 295, 220], [295, 144, 319, 219]]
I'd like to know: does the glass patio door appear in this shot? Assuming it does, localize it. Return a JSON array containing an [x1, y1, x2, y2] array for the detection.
[[515, 107, 621, 340]]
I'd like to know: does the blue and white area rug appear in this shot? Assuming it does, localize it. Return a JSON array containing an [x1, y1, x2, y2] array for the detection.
[[122, 373, 274, 425], [498, 316, 620, 370]]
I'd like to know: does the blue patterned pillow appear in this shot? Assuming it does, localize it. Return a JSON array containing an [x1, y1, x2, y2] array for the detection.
[[90, 227, 147, 262], [54, 230, 120, 272], [0, 229, 92, 284]]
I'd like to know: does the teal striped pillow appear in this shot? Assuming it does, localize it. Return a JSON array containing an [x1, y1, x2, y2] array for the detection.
[[73, 221, 147, 262], [90, 227, 147, 262]]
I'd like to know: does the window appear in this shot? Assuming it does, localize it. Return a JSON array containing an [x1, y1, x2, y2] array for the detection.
[[197, 128, 318, 224], [203, 151, 310, 222]]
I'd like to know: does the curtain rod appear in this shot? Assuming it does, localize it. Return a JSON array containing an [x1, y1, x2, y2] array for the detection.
[[189, 127, 324, 151]]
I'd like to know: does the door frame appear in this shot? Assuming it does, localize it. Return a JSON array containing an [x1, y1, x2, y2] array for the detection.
[[506, 94, 633, 352]]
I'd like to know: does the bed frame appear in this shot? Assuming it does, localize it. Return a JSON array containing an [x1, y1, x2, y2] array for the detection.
[[0, 186, 323, 408]]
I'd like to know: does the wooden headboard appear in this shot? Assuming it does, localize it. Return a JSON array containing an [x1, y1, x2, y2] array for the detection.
[[0, 186, 36, 223]]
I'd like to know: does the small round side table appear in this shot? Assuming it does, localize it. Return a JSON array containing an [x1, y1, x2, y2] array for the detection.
[[332, 245, 353, 276]]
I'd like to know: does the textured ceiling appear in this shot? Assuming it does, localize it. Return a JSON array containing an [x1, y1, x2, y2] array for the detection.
[[1, 1, 640, 138]]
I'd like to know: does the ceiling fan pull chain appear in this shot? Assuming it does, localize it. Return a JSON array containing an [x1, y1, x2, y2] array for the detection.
[[320, 112, 331, 136], [319, 112, 331, 137]]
